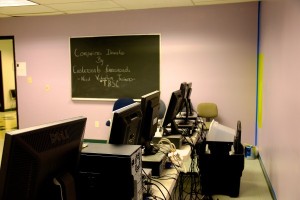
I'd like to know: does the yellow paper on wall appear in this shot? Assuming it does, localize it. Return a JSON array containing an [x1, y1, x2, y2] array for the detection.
[[257, 53, 264, 128]]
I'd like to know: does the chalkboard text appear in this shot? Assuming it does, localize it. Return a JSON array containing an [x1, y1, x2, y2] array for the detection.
[[70, 35, 159, 99], [106, 49, 125, 56]]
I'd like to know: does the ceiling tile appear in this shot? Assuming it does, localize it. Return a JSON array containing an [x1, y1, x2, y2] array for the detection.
[[0, 14, 10, 17], [46, 1, 122, 12], [65, 7, 125, 14], [0, 5, 57, 15], [0, 0, 259, 17], [192, 0, 257, 5], [113, 0, 194, 9], [12, 11, 65, 16], [33, 0, 98, 4]]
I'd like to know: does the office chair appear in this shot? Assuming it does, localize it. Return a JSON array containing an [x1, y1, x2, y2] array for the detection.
[[106, 97, 135, 126], [197, 102, 218, 131]]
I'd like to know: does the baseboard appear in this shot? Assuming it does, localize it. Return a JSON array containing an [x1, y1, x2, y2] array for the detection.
[[83, 139, 107, 143], [258, 154, 277, 200]]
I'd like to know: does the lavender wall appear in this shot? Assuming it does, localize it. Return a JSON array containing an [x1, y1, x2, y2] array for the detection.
[[0, 3, 258, 144], [259, 0, 300, 198]]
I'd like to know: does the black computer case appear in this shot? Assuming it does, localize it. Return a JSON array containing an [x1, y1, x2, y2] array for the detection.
[[77, 143, 143, 200]]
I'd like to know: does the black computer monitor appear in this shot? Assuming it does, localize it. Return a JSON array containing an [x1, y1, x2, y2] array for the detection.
[[179, 82, 193, 118], [0, 116, 87, 200], [186, 82, 194, 116], [139, 90, 160, 155], [108, 102, 143, 145], [162, 89, 183, 135], [179, 82, 188, 113]]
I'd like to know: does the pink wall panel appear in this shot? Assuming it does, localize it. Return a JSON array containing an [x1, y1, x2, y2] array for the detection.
[[0, 3, 258, 144], [259, 0, 300, 198]]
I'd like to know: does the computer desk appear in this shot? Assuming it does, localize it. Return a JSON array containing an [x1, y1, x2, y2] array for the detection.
[[149, 135, 272, 200], [148, 129, 201, 200]]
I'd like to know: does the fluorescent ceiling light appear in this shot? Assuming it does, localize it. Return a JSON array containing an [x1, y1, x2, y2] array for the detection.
[[0, 0, 37, 7]]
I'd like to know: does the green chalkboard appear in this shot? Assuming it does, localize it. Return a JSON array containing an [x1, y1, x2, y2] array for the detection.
[[70, 35, 160, 100]]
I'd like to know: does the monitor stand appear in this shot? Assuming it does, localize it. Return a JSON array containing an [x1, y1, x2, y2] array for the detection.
[[53, 172, 77, 200], [163, 120, 182, 136], [177, 111, 198, 120], [143, 141, 159, 156]]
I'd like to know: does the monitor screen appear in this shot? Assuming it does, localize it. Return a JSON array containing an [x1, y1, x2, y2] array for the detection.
[[0, 116, 87, 200], [108, 102, 143, 145], [162, 89, 183, 135], [139, 90, 160, 155]]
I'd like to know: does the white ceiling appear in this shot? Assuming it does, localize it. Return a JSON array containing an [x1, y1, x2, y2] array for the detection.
[[0, 0, 258, 18]]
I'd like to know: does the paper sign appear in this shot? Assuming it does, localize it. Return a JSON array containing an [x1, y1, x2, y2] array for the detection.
[[16, 62, 27, 76]]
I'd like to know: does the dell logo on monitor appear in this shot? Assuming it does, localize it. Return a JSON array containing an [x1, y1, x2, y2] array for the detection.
[[50, 130, 70, 144]]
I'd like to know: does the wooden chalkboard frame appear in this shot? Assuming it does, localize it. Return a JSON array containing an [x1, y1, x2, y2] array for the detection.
[[70, 34, 160, 101]]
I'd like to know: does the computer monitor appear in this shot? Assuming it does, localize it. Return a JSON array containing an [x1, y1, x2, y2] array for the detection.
[[108, 102, 143, 145], [178, 82, 194, 119], [162, 89, 183, 135], [179, 82, 188, 113], [139, 90, 160, 155], [0, 116, 87, 200], [206, 120, 236, 142], [186, 82, 194, 116], [206, 120, 236, 155]]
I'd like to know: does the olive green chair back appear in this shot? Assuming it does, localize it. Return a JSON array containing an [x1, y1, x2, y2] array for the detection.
[[197, 102, 218, 130]]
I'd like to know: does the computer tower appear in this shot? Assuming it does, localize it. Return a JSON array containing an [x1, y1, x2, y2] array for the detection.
[[77, 143, 143, 200]]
